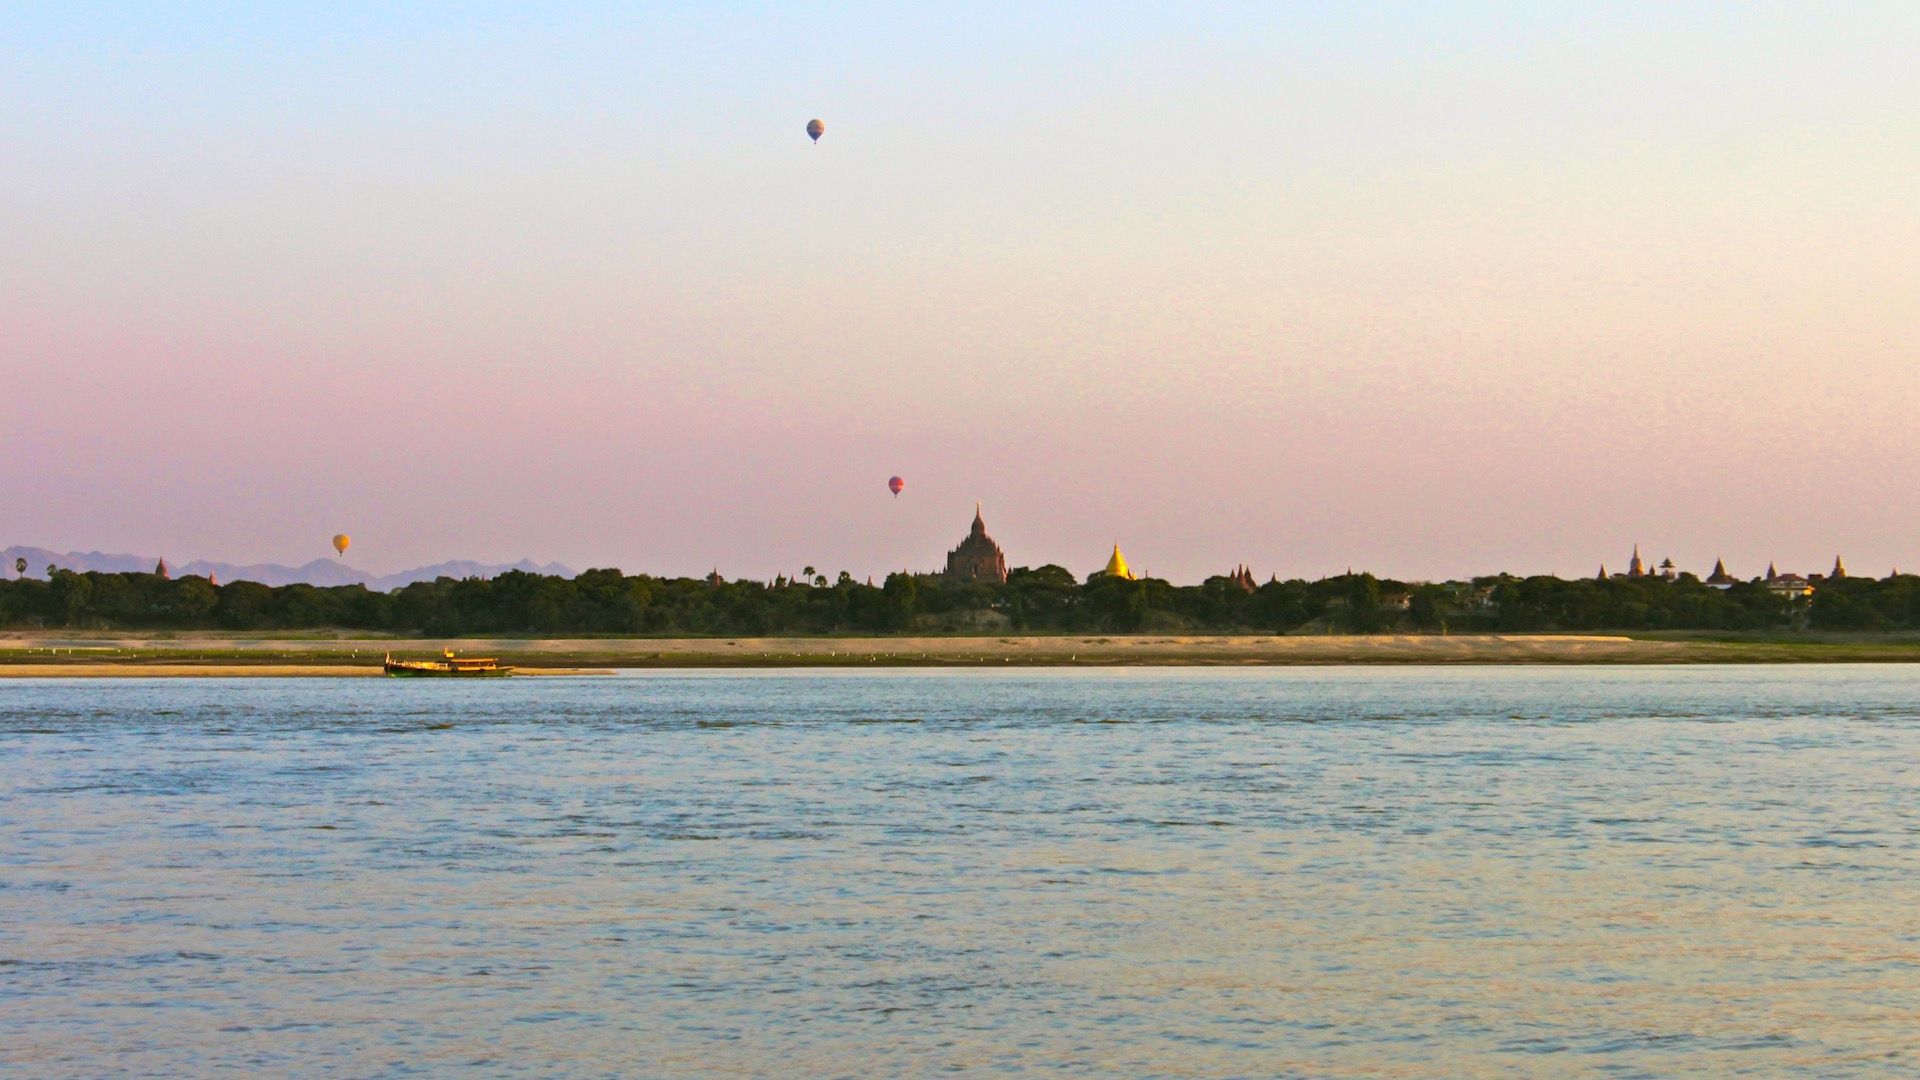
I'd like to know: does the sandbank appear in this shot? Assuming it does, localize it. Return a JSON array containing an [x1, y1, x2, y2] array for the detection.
[[1, 632, 1918, 675]]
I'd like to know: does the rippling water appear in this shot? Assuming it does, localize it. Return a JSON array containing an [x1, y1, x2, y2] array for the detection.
[[3, 666, 1918, 1077]]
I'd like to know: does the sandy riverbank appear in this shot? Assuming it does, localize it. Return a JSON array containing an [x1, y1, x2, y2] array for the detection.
[[2, 632, 1919, 675], [0, 663, 610, 678]]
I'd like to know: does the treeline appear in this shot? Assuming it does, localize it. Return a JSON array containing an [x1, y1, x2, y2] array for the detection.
[[2, 564, 1915, 635]]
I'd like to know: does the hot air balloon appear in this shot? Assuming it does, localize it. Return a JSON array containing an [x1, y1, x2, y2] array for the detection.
[[332, 534, 351, 557], [806, 118, 824, 143], [888, 476, 904, 498]]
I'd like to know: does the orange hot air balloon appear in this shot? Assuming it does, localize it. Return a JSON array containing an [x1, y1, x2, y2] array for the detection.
[[332, 534, 350, 557], [806, 118, 824, 143], [888, 476, 904, 498]]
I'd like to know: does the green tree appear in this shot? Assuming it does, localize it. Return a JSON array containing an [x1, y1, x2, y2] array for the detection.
[[218, 581, 275, 628], [882, 571, 918, 629], [1345, 573, 1385, 633], [1083, 574, 1150, 631], [1408, 584, 1449, 630], [1811, 578, 1884, 630], [170, 577, 219, 622], [48, 569, 92, 626]]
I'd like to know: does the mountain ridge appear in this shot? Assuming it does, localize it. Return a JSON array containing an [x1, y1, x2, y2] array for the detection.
[[1, 546, 576, 591]]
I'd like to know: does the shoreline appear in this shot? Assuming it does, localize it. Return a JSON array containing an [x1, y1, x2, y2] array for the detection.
[[3, 633, 1920, 675]]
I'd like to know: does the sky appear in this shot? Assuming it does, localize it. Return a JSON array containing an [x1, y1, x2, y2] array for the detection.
[[3, 3, 1918, 583]]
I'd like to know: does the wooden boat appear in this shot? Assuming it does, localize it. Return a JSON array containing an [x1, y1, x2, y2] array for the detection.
[[383, 650, 512, 677]]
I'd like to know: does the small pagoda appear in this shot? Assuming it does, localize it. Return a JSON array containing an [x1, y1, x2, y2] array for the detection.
[[1095, 544, 1136, 581]]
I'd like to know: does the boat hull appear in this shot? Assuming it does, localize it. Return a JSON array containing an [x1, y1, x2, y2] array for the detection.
[[384, 664, 512, 677], [383, 654, 513, 678]]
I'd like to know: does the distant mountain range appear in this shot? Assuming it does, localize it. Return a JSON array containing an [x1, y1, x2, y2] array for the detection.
[[1, 546, 575, 591]]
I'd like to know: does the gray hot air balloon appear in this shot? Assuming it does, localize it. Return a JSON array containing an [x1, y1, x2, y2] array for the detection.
[[806, 118, 824, 143]]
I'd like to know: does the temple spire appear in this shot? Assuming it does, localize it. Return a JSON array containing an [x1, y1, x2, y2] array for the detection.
[[946, 505, 1007, 582]]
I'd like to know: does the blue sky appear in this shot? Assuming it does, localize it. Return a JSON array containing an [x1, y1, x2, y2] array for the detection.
[[3, 4, 1918, 580]]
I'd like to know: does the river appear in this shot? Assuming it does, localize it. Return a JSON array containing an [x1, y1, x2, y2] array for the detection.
[[3, 667, 1916, 1076]]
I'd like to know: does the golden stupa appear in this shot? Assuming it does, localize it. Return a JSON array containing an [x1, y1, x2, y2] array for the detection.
[[1100, 544, 1136, 581]]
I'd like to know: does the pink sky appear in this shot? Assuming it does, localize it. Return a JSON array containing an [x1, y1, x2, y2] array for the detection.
[[3, 6, 1917, 582]]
